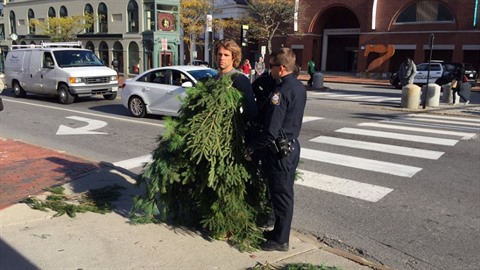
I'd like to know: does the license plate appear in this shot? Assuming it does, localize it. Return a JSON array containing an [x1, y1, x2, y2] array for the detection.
[[112, 86, 119, 92]]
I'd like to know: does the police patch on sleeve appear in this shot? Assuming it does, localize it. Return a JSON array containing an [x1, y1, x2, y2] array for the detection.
[[270, 92, 281, 105]]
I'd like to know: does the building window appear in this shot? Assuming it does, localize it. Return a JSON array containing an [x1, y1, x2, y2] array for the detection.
[[396, 0, 454, 23], [99, 41, 109, 66], [86, 41, 95, 52], [48, 7, 56, 18], [9, 11, 16, 34], [60, 6, 68, 18], [84, 4, 94, 33], [144, 2, 155, 31], [98, 2, 108, 32], [28, 9, 35, 34], [128, 41, 140, 74], [128, 0, 139, 32]]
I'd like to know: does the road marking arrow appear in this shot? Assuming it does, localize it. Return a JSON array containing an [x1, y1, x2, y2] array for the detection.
[[56, 116, 108, 135]]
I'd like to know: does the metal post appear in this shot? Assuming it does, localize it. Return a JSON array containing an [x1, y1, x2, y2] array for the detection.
[[422, 33, 434, 109]]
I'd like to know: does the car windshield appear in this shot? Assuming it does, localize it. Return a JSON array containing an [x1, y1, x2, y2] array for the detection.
[[53, 50, 104, 68], [188, 69, 218, 82]]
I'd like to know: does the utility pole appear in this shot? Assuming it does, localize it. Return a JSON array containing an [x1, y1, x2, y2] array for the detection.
[[421, 33, 434, 109]]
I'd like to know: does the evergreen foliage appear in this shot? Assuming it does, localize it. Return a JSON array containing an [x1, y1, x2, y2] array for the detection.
[[130, 75, 269, 251]]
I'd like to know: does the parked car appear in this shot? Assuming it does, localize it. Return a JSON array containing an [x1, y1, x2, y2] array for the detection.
[[121, 66, 218, 118], [390, 61, 462, 89], [4, 42, 118, 104]]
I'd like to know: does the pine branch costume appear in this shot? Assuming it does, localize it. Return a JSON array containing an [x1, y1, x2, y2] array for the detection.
[[130, 75, 269, 251]]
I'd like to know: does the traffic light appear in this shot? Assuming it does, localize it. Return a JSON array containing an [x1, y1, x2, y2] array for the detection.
[[241, 25, 249, 47]]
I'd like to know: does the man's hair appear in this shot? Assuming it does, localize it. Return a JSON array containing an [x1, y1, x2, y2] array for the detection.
[[214, 39, 242, 68], [271, 48, 296, 72]]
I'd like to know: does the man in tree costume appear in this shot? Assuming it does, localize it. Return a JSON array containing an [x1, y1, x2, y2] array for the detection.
[[130, 39, 266, 251], [246, 48, 306, 251]]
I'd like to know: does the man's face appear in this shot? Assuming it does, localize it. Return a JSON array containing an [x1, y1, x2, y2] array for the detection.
[[216, 47, 234, 73]]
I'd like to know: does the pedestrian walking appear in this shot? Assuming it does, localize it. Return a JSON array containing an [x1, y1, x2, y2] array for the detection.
[[398, 57, 417, 86], [245, 47, 307, 251], [255, 56, 266, 79], [451, 64, 470, 105], [241, 59, 252, 78], [307, 57, 315, 87]]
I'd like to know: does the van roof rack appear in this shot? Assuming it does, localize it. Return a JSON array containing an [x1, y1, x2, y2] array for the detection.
[[11, 41, 83, 49]]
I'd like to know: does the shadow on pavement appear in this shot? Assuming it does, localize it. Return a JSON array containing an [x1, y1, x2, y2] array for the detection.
[[0, 238, 40, 270]]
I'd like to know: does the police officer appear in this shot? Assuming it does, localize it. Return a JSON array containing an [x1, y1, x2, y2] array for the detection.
[[246, 48, 306, 251]]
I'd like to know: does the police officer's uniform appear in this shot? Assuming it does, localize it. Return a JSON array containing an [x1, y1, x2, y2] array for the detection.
[[248, 73, 306, 248]]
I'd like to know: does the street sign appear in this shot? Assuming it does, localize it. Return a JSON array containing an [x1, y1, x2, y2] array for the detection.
[[261, 46, 266, 56]]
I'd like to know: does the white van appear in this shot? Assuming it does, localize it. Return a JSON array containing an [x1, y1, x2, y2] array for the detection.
[[4, 42, 118, 104]]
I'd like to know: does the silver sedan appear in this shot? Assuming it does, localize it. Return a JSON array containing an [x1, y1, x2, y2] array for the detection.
[[121, 65, 217, 117]]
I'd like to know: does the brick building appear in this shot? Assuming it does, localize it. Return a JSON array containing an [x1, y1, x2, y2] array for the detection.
[[278, 0, 479, 76]]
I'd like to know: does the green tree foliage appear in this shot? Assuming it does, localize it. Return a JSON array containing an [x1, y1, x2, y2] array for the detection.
[[30, 15, 94, 42], [243, 0, 307, 54], [130, 75, 269, 251]]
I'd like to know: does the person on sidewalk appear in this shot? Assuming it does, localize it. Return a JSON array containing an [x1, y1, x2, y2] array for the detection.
[[245, 48, 306, 252], [241, 59, 252, 78], [255, 56, 266, 79], [452, 63, 470, 105], [214, 39, 257, 122], [398, 57, 417, 86], [307, 58, 315, 87]]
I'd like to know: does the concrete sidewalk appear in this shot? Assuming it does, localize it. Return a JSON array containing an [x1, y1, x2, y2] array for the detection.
[[0, 138, 375, 270]]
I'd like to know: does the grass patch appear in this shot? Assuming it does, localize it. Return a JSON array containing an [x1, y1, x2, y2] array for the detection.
[[20, 184, 126, 218]]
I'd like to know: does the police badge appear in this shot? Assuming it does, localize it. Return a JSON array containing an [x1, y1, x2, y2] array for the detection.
[[271, 92, 281, 105]]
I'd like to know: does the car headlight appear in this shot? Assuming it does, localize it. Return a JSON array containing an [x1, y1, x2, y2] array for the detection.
[[69, 77, 83, 83], [110, 75, 118, 82]]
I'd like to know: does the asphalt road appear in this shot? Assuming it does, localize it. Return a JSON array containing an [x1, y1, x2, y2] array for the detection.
[[1, 82, 479, 270]]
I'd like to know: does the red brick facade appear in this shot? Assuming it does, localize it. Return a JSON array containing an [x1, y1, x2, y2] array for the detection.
[[275, 0, 480, 76]]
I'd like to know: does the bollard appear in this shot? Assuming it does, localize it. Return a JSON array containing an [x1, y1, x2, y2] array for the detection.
[[401, 84, 421, 109], [442, 83, 453, 103], [312, 72, 324, 89], [423, 83, 441, 107]]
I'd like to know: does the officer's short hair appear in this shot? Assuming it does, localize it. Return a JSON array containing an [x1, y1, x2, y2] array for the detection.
[[271, 48, 296, 72], [215, 39, 242, 68]]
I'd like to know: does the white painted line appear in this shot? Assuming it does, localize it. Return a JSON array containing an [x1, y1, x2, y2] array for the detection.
[[300, 148, 422, 177], [399, 116, 480, 127], [303, 116, 324, 123], [3, 98, 165, 127], [387, 118, 480, 132], [296, 170, 393, 202], [359, 122, 477, 140], [368, 97, 401, 102], [336, 127, 459, 146], [113, 154, 153, 170], [310, 136, 444, 159], [406, 113, 480, 123]]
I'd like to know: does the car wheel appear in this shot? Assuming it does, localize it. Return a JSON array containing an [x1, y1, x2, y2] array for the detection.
[[13, 81, 26, 98], [103, 92, 117, 100], [58, 84, 75, 104], [129, 96, 146, 118]]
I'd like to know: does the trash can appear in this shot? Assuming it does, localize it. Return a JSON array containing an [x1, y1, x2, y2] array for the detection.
[[442, 83, 453, 103], [401, 84, 421, 109], [424, 83, 441, 107], [312, 72, 324, 89]]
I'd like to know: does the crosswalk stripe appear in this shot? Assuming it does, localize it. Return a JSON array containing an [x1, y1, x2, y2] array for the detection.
[[296, 169, 393, 202], [300, 148, 422, 177], [309, 136, 444, 159], [303, 116, 324, 123], [406, 113, 480, 123], [388, 118, 480, 132], [336, 127, 459, 146], [358, 122, 477, 140], [398, 116, 480, 127]]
